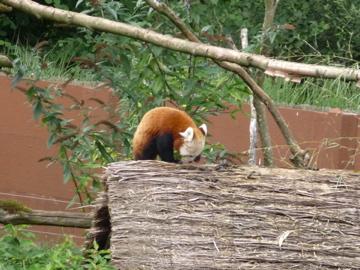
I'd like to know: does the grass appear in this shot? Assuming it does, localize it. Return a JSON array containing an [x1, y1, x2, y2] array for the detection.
[[3, 44, 98, 83], [264, 76, 360, 113]]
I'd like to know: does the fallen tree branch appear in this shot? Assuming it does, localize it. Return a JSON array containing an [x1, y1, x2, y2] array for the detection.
[[1, 0, 359, 82], [0, 208, 91, 228]]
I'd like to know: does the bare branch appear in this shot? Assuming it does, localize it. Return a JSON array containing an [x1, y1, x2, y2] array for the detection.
[[0, 208, 91, 228], [252, 0, 282, 167]]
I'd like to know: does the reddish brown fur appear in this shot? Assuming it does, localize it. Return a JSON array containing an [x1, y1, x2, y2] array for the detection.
[[133, 107, 204, 159]]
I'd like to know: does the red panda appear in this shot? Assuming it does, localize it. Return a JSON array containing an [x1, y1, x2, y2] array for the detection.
[[132, 107, 207, 163]]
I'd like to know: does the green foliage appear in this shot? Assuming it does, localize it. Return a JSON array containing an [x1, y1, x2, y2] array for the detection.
[[0, 225, 115, 270], [203, 143, 231, 164], [274, 0, 360, 63], [22, 83, 123, 203], [3, 43, 97, 82], [2, 0, 359, 60], [184, 1, 359, 63]]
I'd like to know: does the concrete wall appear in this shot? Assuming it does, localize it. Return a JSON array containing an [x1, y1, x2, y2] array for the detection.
[[0, 74, 359, 243], [208, 105, 359, 169], [0, 75, 114, 243]]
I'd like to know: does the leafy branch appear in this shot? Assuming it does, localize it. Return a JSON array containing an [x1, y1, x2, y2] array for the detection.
[[0, 0, 359, 82], [14, 82, 120, 204]]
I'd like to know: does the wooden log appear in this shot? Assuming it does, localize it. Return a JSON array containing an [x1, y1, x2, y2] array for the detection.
[[94, 160, 360, 269], [0, 208, 91, 228]]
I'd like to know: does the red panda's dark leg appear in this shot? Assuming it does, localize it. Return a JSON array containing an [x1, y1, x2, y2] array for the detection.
[[137, 138, 157, 160], [156, 133, 179, 163], [194, 154, 201, 162]]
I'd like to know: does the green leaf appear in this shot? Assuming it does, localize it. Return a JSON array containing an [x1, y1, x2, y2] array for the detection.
[[105, 5, 118, 20], [47, 133, 57, 148], [25, 87, 37, 100], [95, 140, 114, 163], [152, 76, 164, 94], [201, 25, 213, 33], [63, 162, 72, 183], [33, 99, 43, 120], [151, 46, 163, 57], [75, 0, 84, 8], [120, 53, 131, 76]]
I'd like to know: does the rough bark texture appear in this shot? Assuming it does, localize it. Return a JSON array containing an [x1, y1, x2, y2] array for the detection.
[[253, 95, 273, 166], [251, 0, 280, 167], [1, 0, 360, 82], [90, 160, 360, 269], [85, 191, 111, 250]]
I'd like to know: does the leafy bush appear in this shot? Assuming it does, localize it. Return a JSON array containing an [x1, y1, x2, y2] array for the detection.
[[0, 224, 115, 270], [180, 0, 360, 62]]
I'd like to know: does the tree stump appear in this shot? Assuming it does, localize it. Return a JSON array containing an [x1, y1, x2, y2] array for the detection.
[[88, 160, 360, 269]]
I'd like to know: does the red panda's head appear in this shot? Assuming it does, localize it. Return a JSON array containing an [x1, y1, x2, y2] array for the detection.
[[178, 124, 207, 163]]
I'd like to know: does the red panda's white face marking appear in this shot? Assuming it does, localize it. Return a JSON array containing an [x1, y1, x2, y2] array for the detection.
[[179, 127, 194, 142], [179, 124, 207, 162]]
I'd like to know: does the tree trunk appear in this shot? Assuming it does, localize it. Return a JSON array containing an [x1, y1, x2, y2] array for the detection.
[[253, 96, 273, 166], [252, 0, 281, 167], [93, 160, 360, 269]]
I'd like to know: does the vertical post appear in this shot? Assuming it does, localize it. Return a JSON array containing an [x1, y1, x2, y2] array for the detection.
[[241, 28, 257, 166], [240, 28, 248, 49]]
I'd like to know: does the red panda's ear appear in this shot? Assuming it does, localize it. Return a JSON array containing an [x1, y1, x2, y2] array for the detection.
[[179, 127, 194, 142], [199, 124, 207, 136]]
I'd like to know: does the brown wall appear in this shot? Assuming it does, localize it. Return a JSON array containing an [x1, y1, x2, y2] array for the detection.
[[0, 74, 359, 243], [208, 105, 359, 169], [0, 75, 114, 243]]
